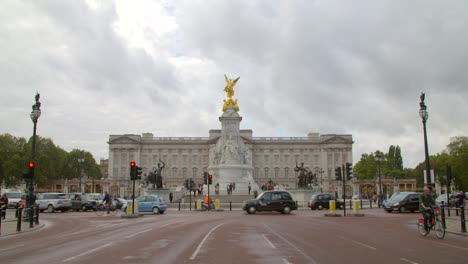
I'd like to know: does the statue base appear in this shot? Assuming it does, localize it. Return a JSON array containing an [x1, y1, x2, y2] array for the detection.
[[210, 164, 259, 195]]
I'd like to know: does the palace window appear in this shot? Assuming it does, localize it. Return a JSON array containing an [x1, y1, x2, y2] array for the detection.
[[274, 155, 279, 164], [192, 167, 198, 177], [264, 155, 269, 164], [113, 168, 119, 178], [172, 155, 178, 165], [285, 167, 289, 178], [172, 167, 178, 177], [274, 167, 280, 178], [182, 167, 188, 178], [264, 168, 269, 178]]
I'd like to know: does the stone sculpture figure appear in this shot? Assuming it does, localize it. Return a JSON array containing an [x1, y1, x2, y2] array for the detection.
[[222, 74, 240, 112], [147, 160, 166, 189], [295, 162, 307, 188]]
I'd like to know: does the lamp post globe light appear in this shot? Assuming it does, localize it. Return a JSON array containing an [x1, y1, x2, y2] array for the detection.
[[419, 92, 432, 186], [27, 93, 41, 213], [374, 151, 383, 208]]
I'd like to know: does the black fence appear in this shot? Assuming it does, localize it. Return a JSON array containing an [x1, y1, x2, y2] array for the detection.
[[0, 205, 40, 236]]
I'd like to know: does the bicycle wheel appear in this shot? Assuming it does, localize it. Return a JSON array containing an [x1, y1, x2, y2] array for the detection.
[[95, 204, 105, 216], [434, 218, 445, 239], [418, 222, 428, 236], [109, 206, 118, 216]]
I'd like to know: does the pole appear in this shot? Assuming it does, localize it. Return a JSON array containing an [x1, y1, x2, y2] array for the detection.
[[342, 164, 346, 216], [207, 179, 210, 211], [378, 163, 382, 208], [189, 178, 192, 211], [446, 164, 451, 209], [132, 176, 135, 215], [422, 120, 431, 186]]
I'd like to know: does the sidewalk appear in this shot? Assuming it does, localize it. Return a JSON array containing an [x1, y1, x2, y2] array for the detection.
[[0, 209, 45, 237], [445, 215, 468, 236]]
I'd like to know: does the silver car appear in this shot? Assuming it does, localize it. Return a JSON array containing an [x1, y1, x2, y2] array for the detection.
[[36, 193, 72, 213]]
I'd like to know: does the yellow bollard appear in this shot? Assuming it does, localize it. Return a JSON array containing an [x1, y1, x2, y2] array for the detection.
[[329, 200, 336, 212], [196, 199, 201, 209], [354, 200, 360, 213], [215, 199, 220, 209]]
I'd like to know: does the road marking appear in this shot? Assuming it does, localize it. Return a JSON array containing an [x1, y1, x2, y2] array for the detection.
[[54, 230, 87, 239], [282, 258, 292, 264], [262, 234, 276, 249], [338, 236, 376, 250], [189, 223, 224, 260], [400, 258, 419, 264], [0, 244, 25, 252], [419, 239, 468, 252], [125, 228, 153, 239], [63, 243, 113, 262], [263, 223, 317, 264]]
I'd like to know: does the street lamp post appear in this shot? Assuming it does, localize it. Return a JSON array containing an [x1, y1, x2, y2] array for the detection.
[[27, 93, 41, 213], [78, 154, 85, 193], [375, 151, 383, 208], [315, 167, 325, 193], [419, 92, 432, 186]]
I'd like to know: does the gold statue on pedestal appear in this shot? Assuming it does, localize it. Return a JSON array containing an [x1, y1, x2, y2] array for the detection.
[[223, 74, 240, 112]]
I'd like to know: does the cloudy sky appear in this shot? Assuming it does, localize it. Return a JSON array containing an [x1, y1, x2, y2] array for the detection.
[[1, 0, 467, 168]]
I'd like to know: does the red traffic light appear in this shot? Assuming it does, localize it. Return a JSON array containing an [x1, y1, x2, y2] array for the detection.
[[208, 174, 212, 179], [130, 161, 136, 167], [28, 161, 35, 168]]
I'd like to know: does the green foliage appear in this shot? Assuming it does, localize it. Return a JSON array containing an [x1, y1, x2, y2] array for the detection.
[[446, 136, 468, 190], [354, 145, 406, 180], [0, 134, 101, 188]]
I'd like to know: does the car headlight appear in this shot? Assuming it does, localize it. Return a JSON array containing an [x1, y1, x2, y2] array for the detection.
[[393, 203, 399, 206]]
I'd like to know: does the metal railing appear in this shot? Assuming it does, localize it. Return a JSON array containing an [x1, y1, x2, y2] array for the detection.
[[0, 205, 40, 236]]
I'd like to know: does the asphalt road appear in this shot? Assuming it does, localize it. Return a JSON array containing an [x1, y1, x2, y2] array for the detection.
[[0, 209, 467, 264]]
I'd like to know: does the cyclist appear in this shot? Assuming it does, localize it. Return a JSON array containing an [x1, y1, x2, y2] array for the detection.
[[102, 191, 112, 214], [420, 186, 440, 233]]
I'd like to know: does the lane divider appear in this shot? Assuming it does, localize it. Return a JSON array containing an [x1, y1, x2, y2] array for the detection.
[[338, 236, 377, 251], [262, 234, 276, 249], [189, 223, 225, 260], [400, 258, 419, 264], [125, 228, 153, 239], [63, 242, 113, 262]]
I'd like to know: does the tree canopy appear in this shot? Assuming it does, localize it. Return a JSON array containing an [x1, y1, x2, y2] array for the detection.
[[0, 134, 102, 188]]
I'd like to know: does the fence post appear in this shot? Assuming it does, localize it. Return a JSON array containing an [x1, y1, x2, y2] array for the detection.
[[441, 206, 446, 229], [456, 207, 459, 216], [370, 199, 372, 209], [349, 200, 352, 209], [16, 207, 22, 232], [230, 201, 232, 211], [360, 200, 363, 209], [178, 201, 181, 211], [448, 207, 451, 217], [29, 206, 34, 228], [0, 207, 2, 236], [460, 206, 466, 233], [296, 200, 298, 209], [35, 205, 39, 225]]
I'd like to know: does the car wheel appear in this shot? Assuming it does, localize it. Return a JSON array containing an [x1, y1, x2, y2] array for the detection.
[[47, 205, 54, 213], [318, 205, 324, 210], [152, 207, 160, 214], [39, 210, 44, 213], [310, 206, 316, 210], [338, 204, 344, 209], [399, 206, 407, 213], [283, 206, 291, 214], [386, 210, 392, 213], [81, 205, 87, 211], [248, 206, 256, 214], [159, 210, 165, 215]]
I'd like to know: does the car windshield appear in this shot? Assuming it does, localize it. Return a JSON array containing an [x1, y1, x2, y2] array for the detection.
[[58, 194, 68, 199], [389, 193, 408, 202], [5, 193, 22, 198], [310, 194, 318, 200], [88, 194, 102, 200]]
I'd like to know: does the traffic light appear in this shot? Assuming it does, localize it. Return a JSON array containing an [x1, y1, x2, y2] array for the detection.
[[208, 174, 213, 185], [345, 162, 353, 180], [136, 166, 143, 180], [23, 161, 35, 180], [130, 161, 136, 180], [203, 172, 208, 184], [335, 166, 342, 181], [28, 161, 35, 169]]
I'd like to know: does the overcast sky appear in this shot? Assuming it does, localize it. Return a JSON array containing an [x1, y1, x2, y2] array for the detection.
[[1, 0, 467, 168]]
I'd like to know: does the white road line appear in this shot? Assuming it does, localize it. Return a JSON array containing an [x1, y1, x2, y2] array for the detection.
[[282, 258, 292, 264], [400, 258, 419, 264], [125, 228, 153, 239], [338, 236, 377, 251], [160, 221, 178, 227], [263, 223, 317, 264], [0, 244, 25, 252], [54, 230, 87, 239], [189, 223, 224, 260], [262, 234, 276, 249], [63, 243, 113, 262], [427, 240, 468, 252]]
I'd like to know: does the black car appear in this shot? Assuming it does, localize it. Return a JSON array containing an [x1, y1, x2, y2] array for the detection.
[[69, 193, 98, 211], [308, 193, 344, 210], [243, 191, 297, 214], [383, 192, 421, 213]]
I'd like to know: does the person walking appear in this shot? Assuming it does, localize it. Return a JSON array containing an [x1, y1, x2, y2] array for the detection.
[[0, 193, 8, 219], [456, 190, 465, 208], [248, 182, 251, 195]]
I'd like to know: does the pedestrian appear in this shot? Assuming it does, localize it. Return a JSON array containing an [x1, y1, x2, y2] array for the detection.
[[102, 191, 112, 214], [169, 192, 173, 203], [233, 182, 236, 191], [248, 182, 251, 195], [0, 193, 8, 219], [456, 190, 465, 208]]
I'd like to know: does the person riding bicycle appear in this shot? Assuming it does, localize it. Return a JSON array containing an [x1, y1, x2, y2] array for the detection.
[[102, 191, 112, 214], [420, 186, 440, 232]]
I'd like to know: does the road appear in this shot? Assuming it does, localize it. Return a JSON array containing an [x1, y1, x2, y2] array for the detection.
[[0, 209, 467, 264]]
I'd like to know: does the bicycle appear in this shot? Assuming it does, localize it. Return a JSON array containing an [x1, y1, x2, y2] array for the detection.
[[95, 203, 118, 216], [418, 207, 445, 239]]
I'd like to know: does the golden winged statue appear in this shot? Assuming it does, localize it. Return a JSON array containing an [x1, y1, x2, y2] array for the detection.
[[222, 74, 240, 112]]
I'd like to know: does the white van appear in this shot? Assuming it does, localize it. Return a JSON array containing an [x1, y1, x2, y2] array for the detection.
[[3, 190, 23, 208]]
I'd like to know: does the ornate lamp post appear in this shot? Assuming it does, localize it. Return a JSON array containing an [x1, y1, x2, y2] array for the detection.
[[27, 93, 41, 211], [375, 151, 383, 208], [77, 153, 85, 193], [315, 167, 325, 193], [419, 93, 432, 186]]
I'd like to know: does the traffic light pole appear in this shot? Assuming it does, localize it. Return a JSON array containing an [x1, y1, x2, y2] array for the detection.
[[132, 173, 136, 215], [342, 164, 346, 217], [189, 178, 192, 211]]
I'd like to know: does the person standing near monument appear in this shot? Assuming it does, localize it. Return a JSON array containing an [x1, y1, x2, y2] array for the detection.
[[248, 182, 251, 195], [169, 192, 173, 203]]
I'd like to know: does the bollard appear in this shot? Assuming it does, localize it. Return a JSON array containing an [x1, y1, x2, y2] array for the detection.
[[15, 204, 19, 218], [441, 206, 446, 229], [329, 200, 336, 212], [461, 206, 466, 233], [448, 207, 451, 217], [353, 200, 360, 213], [0, 208, 2, 236], [349, 200, 352, 209], [16, 207, 22, 232], [230, 201, 232, 211], [456, 207, 459, 216], [29, 206, 34, 228], [370, 199, 372, 209], [360, 200, 363, 209], [296, 200, 298, 209], [215, 199, 220, 210], [35, 205, 39, 225]]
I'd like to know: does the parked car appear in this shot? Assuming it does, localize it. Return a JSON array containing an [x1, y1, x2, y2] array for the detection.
[[243, 191, 297, 214], [435, 194, 458, 207], [4, 191, 22, 208], [308, 193, 344, 210], [121, 195, 166, 214], [114, 198, 127, 209], [87, 193, 104, 205], [69, 193, 98, 211], [383, 192, 421, 213], [36, 193, 72, 213]]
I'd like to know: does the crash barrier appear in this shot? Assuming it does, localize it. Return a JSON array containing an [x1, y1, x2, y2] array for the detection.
[[0, 206, 39, 235]]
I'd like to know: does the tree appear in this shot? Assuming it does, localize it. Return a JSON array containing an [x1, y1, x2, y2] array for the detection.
[[354, 153, 378, 180], [446, 136, 468, 190]]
